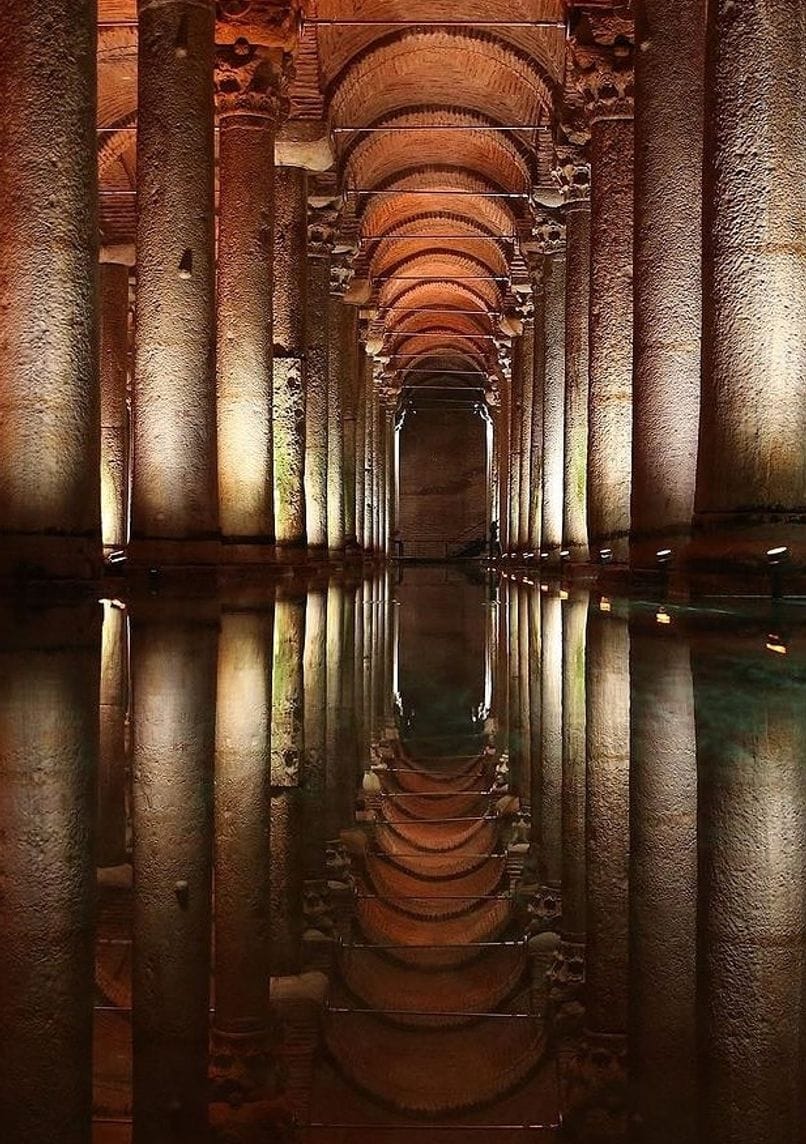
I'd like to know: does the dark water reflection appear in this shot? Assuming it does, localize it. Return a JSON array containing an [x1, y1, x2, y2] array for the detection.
[[1, 566, 805, 1143]]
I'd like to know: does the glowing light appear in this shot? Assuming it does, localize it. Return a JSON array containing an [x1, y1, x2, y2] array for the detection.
[[560, 589, 569, 601], [766, 634, 787, 655], [656, 548, 672, 564], [599, 547, 613, 563], [767, 546, 789, 565], [656, 608, 672, 625], [560, 548, 570, 559], [540, 582, 549, 593], [539, 551, 549, 560], [600, 596, 611, 612]]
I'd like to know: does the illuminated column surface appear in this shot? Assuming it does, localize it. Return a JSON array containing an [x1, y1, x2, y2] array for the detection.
[[574, 20, 635, 564], [305, 203, 335, 554], [540, 223, 567, 563], [630, 0, 704, 568], [0, 0, 99, 577], [508, 353, 523, 552], [131, 608, 217, 1141], [273, 166, 308, 552], [694, 638, 806, 1144], [0, 604, 99, 1142], [100, 260, 130, 557], [555, 147, 591, 563], [213, 608, 274, 1095], [98, 600, 129, 868], [629, 619, 697, 1144], [362, 358, 375, 552], [132, 0, 218, 553], [216, 44, 287, 547], [340, 302, 360, 549], [528, 274, 546, 554], [517, 312, 536, 553], [567, 601, 630, 1136], [326, 280, 346, 554], [354, 342, 368, 551], [692, 0, 806, 570]]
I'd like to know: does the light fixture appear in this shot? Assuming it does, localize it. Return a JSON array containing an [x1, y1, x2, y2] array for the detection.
[[766, 634, 787, 655], [656, 548, 673, 565], [560, 589, 569, 601], [656, 607, 672, 625], [766, 545, 789, 565], [600, 596, 611, 613], [539, 551, 549, 561], [560, 548, 570, 560], [106, 548, 126, 565], [599, 547, 613, 564]]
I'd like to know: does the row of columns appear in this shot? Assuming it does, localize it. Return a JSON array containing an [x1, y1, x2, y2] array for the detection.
[[0, 1, 392, 577], [498, 0, 805, 574], [496, 574, 805, 1141]]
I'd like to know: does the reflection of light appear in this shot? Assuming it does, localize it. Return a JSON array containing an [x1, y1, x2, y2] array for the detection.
[[540, 551, 549, 560], [522, 577, 535, 586], [767, 546, 789, 565], [540, 582, 549, 593], [99, 597, 127, 611], [560, 589, 569, 601], [766, 634, 787, 655], [656, 608, 671, 625], [560, 548, 570, 560], [600, 596, 611, 612]]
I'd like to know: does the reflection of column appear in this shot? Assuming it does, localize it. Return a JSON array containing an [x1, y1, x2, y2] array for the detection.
[[270, 787, 304, 976], [131, 610, 217, 1141], [507, 581, 523, 792], [629, 620, 697, 1144], [100, 261, 130, 556], [540, 223, 567, 562], [527, 588, 541, 820], [303, 587, 327, 880], [273, 167, 308, 552], [305, 206, 334, 553], [555, 148, 591, 562], [133, 0, 218, 548], [213, 609, 273, 1081], [98, 600, 129, 868], [538, 590, 563, 927], [0, 605, 99, 1141], [694, 644, 805, 1144], [517, 582, 532, 805], [271, 590, 305, 788], [216, 45, 286, 545], [0, 5, 99, 577], [631, 0, 704, 566], [326, 582, 345, 837], [567, 601, 629, 1134], [692, 0, 806, 569], [574, 23, 634, 563], [326, 286, 346, 554]]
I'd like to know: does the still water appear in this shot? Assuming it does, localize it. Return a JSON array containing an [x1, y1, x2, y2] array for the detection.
[[1, 565, 804, 1143]]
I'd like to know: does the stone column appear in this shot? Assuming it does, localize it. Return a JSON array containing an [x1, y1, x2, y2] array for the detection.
[[216, 43, 287, 547], [574, 19, 635, 564], [508, 359, 523, 552], [692, 0, 806, 570], [354, 343, 368, 551], [98, 599, 129, 868], [555, 146, 591, 563], [326, 582, 346, 838], [326, 263, 353, 554], [694, 637, 805, 1144], [100, 261, 130, 557], [273, 167, 308, 553], [271, 587, 305, 789], [372, 388, 383, 554], [630, 0, 704, 567], [303, 586, 328, 880], [133, 0, 218, 554], [540, 220, 567, 562], [0, 604, 99, 1142], [131, 606, 217, 1141], [305, 204, 335, 554], [566, 600, 629, 1135], [213, 607, 274, 1096], [0, 1, 99, 578], [362, 357, 375, 552], [516, 310, 536, 552], [497, 372, 511, 552], [338, 299, 360, 550], [528, 276, 546, 553], [629, 618, 697, 1144]]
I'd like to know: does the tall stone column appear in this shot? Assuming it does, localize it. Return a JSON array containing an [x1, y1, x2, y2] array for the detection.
[[133, 0, 217, 554], [555, 146, 591, 563], [630, 618, 697, 1144], [213, 607, 274, 1096], [692, 0, 806, 570], [98, 599, 129, 868], [0, 1, 99, 578], [540, 220, 567, 562], [326, 266, 351, 554], [334, 297, 360, 551], [508, 358, 523, 552], [354, 342, 368, 551], [567, 600, 629, 1136], [100, 260, 130, 557], [630, 0, 704, 567], [573, 19, 635, 564], [271, 587, 305, 790], [694, 638, 805, 1144], [362, 357, 376, 552], [372, 388, 383, 554], [273, 167, 308, 553], [497, 372, 511, 552], [131, 607, 217, 1142], [528, 276, 546, 553], [216, 43, 288, 547], [305, 204, 335, 554], [0, 604, 99, 1142], [516, 310, 536, 552]]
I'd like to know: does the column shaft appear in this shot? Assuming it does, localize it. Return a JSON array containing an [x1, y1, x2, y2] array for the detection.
[[326, 292, 345, 552], [342, 309, 360, 547], [100, 263, 130, 554], [271, 590, 305, 788], [355, 350, 367, 549], [133, 0, 217, 545], [528, 284, 546, 554], [542, 252, 567, 558], [303, 587, 327, 879], [518, 322, 536, 551], [273, 168, 308, 550], [631, 0, 704, 565], [305, 251, 330, 551], [538, 591, 563, 921], [0, 0, 99, 575], [562, 201, 591, 562], [508, 366, 523, 551]]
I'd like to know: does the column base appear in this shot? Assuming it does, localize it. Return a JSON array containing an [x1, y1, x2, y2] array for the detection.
[[128, 536, 222, 568], [0, 532, 102, 581], [688, 512, 806, 584]]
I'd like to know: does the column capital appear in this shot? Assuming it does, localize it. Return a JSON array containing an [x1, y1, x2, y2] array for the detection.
[[215, 40, 291, 121], [553, 144, 592, 208], [330, 250, 356, 296], [532, 214, 567, 258], [570, 15, 635, 122], [307, 200, 340, 259], [216, 1, 304, 52]]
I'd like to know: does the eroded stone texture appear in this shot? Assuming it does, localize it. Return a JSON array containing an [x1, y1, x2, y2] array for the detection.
[[271, 589, 305, 788], [303, 587, 327, 879], [507, 362, 523, 551], [516, 312, 536, 552], [273, 166, 308, 549], [693, 0, 806, 570], [98, 599, 129, 868], [305, 207, 334, 552], [0, 604, 99, 1142], [100, 263, 130, 554], [216, 42, 288, 544], [326, 282, 347, 553], [631, 0, 705, 568], [131, 608, 217, 1141], [540, 226, 567, 560], [529, 281, 546, 553], [0, 0, 99, 576]]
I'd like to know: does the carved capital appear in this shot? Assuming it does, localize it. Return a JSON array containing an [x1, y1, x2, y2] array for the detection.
[[216, 0, 304, 52], [547, 939, 587, 1042], [564, 1031, 628, 1142], [307, 201, 340, 259], [215, 40, 291, 121], [553, 144, 591, 206], [330, 253, 355, 296], [570, 16, 635, 122], [532, 214, 567, 257]]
